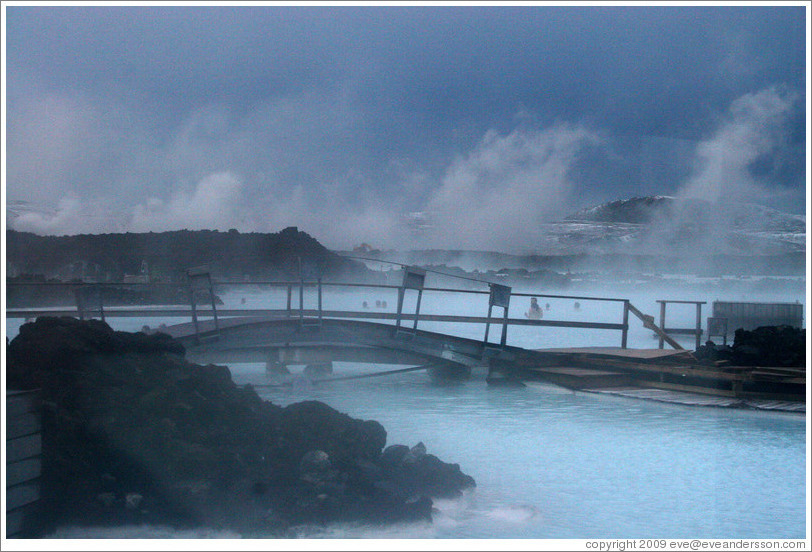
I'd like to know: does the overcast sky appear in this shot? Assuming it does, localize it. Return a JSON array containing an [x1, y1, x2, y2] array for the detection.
[[3, 2, 808, 251]]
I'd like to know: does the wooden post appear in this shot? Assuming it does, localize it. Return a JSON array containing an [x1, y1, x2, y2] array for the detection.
[[299, 279, 304, 326], [484, 284, 511, 348], [395, 266, 426, 335], [186, 266, 218, 338], [658, 301, 667, 349], [484, 304, 493, 343], [732, 379, 743, 397], [395, 287, 405, 330], [500, 302, 509, 347], [6, 389, 42, 538], [318, 278, 323, 325], [189, 283, 199, 340], [621, 300, 630, 349], [97, 285, 105, 323], [413, 289, 423, 331], [208, 281, 218, 331], [286, 285, 292, 316], [695, 302, 703, 350]]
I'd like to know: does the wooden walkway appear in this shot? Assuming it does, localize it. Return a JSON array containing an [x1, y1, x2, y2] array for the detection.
[[517, 346, 805, 409], [582, 387, 806, 413], [536, 347, 696, 362]]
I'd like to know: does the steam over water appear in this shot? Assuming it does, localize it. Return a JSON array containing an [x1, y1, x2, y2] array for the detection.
[[8, 284, 807, 539]]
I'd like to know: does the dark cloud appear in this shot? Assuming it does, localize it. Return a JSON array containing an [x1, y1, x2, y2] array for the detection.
[[3, 4, 807, 249]]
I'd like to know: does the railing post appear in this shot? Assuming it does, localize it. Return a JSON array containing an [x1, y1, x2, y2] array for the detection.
[[395, 266, 426, 336], [500, 301, 509, 347], [621, 300, 630, 349], [658, 301, 666, 349], [297, 256, 322, 328], [299, 279, 304, 325], [186, 266, 218, 340], [413, 289, 423, 331], [318, 278, 323, 325], [395, 287, 405, 329], [97, 284, 105, 323], [189, 281, 199, 340], [484, 283, 511, 349], [209, 281, 218, 330], [695, 302, 703, 350], [287, 284, 292, 316], [484, 304, 493, 344]]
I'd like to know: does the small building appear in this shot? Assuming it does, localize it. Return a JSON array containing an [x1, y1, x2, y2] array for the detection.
[[710, 301, 804, 338]]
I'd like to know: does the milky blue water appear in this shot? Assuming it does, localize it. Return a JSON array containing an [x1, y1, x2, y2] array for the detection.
[[6, 284, 808, 540], [227, 362, 807, 540]]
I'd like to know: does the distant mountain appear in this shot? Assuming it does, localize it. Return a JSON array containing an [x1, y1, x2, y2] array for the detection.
[[565, 196, 805, 234], [552, 196, 805, 256], [565, 196, 676, 224]]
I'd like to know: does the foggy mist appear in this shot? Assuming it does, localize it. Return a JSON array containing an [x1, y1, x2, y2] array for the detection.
[[5, 5, 806, 256], [7, 83, 806, 256]]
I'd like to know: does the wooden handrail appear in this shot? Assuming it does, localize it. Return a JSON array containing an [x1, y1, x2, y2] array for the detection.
[[626, 302, 684, 350], [8, 280, 692, 351]]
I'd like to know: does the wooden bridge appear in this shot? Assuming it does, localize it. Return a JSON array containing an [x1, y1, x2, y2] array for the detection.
[[6, 267, 804, 408], [7, 264, 698, 372], [6, 265, 697, 380]]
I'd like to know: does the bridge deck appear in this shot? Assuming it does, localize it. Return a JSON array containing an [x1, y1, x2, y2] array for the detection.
[[536, 347, 696, 362]]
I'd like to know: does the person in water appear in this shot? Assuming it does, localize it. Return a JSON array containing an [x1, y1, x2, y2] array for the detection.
[[526, 297, 543, 319]]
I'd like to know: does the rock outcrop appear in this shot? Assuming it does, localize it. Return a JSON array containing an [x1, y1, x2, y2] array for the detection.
[[694, 325, 806, 367], [6, 317, 475, 536]]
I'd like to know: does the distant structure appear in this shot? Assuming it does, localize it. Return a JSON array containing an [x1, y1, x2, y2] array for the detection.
[[123, 260, 150, 284], [711, 301, 804, 339]]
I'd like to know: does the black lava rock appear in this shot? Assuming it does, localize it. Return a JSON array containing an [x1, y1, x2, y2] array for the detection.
[[6, 317, 475, 536], [732, 325, 805, 367]]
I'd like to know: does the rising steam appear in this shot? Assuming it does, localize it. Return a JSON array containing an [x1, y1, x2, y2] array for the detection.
[[421, 124, 601, 252]]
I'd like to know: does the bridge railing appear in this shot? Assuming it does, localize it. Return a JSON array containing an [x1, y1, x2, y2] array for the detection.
[[6, 276, 688, 350], [6, 266, 701, 349]]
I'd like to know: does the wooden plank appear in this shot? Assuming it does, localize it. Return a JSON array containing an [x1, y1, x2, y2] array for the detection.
[[743, 400, 805, 413], [6, 434, 42, 464], [5, 501, 41, 537], [638, 380, 738, 398], [529, 366, 628, 377], [5, 458, 41, 488], [525, 366, 633, 389], [737, 389, 809, 403], [750, 367, 806, 377], [5, 391, 39, 418], [582, 357, 747, 381], [5, 481, 40, 511], [588, 387, 742, 407], [6, 412, 40, 440], [536, 347, 695, 361], [626, 302, 684, 350]]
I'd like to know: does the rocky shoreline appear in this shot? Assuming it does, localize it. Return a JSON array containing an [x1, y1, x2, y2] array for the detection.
[[6, 317, 475, 536]]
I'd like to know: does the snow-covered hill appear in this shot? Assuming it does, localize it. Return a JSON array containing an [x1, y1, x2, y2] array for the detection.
[[551, 196, 806, 255]]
